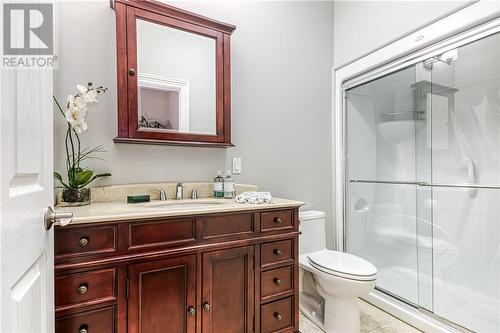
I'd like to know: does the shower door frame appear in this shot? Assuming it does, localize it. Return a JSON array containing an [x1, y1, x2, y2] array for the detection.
[[333, 3, 500, 333]]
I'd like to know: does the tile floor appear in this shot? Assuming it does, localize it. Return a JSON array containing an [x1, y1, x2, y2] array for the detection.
[[299, 299, 422, 333]]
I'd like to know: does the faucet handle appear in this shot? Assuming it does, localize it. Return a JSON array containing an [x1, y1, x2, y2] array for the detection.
[[153, 189, 167, 201], [191, 185, 210, 199]]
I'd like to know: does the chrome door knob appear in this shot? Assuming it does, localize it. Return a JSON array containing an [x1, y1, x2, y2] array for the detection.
[[44, 206, 73, 230], [203, 302, 211, 311]]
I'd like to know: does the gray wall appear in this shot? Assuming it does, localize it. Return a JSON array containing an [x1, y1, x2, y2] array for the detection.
[[54, 1, 335, 245]]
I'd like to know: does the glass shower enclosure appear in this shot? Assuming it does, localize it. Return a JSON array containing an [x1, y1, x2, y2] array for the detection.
[[344, 31, 500, 332]]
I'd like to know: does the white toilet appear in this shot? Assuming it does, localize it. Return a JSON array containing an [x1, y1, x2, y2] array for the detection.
[[299, 211, 377, 333]]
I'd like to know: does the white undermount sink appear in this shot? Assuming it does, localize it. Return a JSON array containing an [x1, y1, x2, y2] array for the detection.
[[144, 199, 226, 210]]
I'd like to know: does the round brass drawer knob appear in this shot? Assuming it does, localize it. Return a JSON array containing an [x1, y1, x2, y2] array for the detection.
[[78, 237, 89, 247], [203, 302, 211, 311], [79, 325, 88, 333], [77, 284, 88, 295], [273, 217, 282, 225], [273, 277, 281, 286], [274, 312, 282, 321], [187, 306, 196, 316], [128, 68, 136, 76], [273, 248, 282, 256]]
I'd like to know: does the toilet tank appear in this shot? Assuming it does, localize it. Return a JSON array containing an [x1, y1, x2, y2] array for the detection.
[[299, 210, 326, 255]]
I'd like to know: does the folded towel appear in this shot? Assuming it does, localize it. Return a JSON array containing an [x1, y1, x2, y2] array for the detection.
[[235, 191, 273, 204]]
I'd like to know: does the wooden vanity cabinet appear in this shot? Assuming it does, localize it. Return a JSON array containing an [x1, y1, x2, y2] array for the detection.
[[202, 246, 254, 333], [54, 208, 300, 333], [128, 255, 197, 333]]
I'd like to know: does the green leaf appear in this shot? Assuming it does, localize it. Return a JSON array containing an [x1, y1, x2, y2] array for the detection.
[[80, 173, 111, 188], [95, 172, 112, 177], [53, 171, 70, 189], [54, 171, 63, 182], [74, 170, 94, 186]]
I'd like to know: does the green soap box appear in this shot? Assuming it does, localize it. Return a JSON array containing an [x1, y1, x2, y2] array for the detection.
[[127, 195, 150, 203]]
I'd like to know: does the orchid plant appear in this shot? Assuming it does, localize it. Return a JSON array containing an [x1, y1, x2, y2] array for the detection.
[[54, 82, 111, 190]]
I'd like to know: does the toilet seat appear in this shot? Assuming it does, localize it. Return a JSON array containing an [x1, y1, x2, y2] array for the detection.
[[307, 250, 377, 282]]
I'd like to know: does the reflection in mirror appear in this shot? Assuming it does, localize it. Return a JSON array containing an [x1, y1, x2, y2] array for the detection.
[[136, 18, 216, 135]]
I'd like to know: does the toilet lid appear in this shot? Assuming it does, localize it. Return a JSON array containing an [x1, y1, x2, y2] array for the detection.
[[307, 250, 377, 281]]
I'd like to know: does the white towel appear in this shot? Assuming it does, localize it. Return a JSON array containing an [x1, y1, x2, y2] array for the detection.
[[235, 191, 273, 204]]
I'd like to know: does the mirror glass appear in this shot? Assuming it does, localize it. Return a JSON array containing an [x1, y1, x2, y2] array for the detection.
[[136, 19, 216, 135]]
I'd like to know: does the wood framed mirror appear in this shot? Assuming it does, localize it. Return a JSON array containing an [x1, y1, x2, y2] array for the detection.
[[113, 0, 235, 147]]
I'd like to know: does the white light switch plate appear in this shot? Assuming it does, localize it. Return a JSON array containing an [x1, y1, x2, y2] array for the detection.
[[232, 158, 242, 174]]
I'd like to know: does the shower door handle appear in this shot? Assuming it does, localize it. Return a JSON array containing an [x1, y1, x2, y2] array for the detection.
[[350, 179, 500, 190], [465, 158, 478, 199]]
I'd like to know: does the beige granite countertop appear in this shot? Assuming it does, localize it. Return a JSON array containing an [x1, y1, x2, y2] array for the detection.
[[56, 197, 304, 224]]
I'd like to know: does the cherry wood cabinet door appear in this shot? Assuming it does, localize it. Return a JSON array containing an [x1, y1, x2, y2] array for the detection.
[[128, 255, 196, 333], [202, 246, 255, 333]]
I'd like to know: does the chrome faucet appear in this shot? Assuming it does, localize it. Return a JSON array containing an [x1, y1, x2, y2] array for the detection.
[[154, 189, 167, 201], [191, 185, 209, 199], [175, 183, 185, 200]]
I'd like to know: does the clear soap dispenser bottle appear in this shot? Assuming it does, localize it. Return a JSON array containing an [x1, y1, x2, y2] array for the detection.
[[213, 170, 224, 198], [224, 170, 235, 199]]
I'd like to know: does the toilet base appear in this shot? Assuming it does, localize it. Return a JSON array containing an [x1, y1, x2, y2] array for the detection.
[[299, 254, 376, 333], [300, 291, 361, 333], [322, 294, 360, 333]]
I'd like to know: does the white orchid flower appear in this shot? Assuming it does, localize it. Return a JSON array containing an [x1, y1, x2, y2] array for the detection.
[[66, 94, 88, 133], [65, 108, 87, 133], [77, 84, 98, 103], [60, 83, 104, 135], [67, 94, 87, 111], [65, 106, 86, 124], [72, 120, 88, 134]]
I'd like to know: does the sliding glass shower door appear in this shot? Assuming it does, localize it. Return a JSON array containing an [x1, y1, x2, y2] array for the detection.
[[344, 31, 500, 332], [425, 32, 500, 332], [345, 64, 422, 306]]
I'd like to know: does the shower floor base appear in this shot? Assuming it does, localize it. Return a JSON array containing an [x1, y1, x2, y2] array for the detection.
[[364, 291, 454, 333], [374, 266, 499, 332]]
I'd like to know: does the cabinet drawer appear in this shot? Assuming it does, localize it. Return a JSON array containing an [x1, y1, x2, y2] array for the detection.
[[55, 268, 116, 311], [201, 213, 255, 240], [261, 265, 294, 301], [56, 306, 115, 333], [55, 226, 116, 259], [261, 239, 294, 269], [261, 297, 294, 333], [128, 217, 196, 251], [261, 210, 293, 232]]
